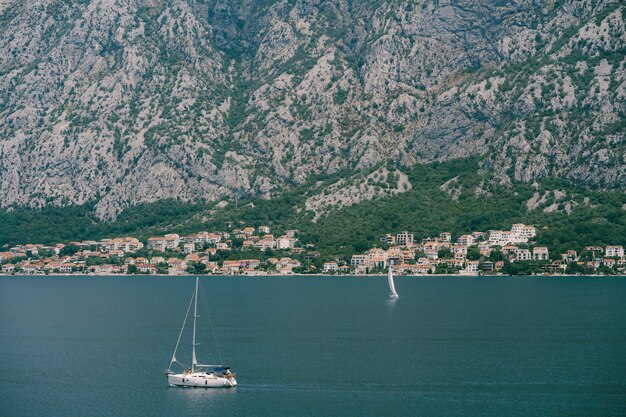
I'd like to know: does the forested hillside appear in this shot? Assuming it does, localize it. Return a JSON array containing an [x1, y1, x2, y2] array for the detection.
[[2, 159, 624, 257]]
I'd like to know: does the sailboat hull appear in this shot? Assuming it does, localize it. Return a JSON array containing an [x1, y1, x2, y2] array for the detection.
[[167, 372, 237, 388]]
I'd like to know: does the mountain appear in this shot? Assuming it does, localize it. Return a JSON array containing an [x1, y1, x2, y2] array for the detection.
[[0, 0, 624, 220]]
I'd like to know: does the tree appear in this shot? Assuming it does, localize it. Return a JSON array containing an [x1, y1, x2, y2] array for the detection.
[[186, 261, 207, 275], [86, 257, 108, 267], [157, 263, 169, 274], [438, 248, 453, 259], [467, 246, 481, 261], [60, 244, 81, 256], [489, 250, 505, 262], [354, 242, 369, 253]]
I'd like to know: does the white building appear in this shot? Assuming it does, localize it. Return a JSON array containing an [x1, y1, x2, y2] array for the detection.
[[277, 236, 296, 250], [512, 224, 536, 240], [381, 234, 396, 245], [516, 249, 532, 261], [396, 231, 414, 247], [488, 230, 504, 245], [254, 239, 276, 251], [422, 242, 441, 260], [147, 234, 180, 251], [101, 237, 144, 253], [439, 232, 452, 242], [489, 224, 536, 246], [457, 234, 474, 246], [465, 261, 479, 273], [164, 234, 180, 250], [452, 244, 468, 260], [533, 247, 549, 261], [605, 246, 624, 258], [323, 262, 339, 272], [147, 238, 167, 252], [216, 242, 230, 251], [184, 243, 195, 254], [350, 255, 367, 268]]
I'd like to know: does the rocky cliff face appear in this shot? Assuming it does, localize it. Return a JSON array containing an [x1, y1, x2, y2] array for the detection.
[[0, 0, 624, 219]]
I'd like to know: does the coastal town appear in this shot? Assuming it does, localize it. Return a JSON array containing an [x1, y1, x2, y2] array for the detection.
[[0, 223, 624, 276]]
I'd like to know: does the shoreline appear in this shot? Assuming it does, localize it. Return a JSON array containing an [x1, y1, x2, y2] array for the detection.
[[1, 273, 624, 278]]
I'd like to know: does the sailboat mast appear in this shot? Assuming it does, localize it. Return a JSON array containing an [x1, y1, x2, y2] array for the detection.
[[191, 277, 199, 372]]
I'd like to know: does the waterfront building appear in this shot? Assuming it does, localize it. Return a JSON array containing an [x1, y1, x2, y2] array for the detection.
[[323, 262, 339, 273], [138, 264, 157, 274], [351, 255, 367, 268], [481, 261, 494, 272], [464, 261, 479, 274]]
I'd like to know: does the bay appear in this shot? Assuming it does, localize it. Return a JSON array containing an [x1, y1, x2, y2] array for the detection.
[[1, 276, 625, 417]]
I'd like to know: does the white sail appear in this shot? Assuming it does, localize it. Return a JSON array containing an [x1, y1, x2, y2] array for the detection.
[[167, 292, 195, 372], [388, 267, 399, 299]]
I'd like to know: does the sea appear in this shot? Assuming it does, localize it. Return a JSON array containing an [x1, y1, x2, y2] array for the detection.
[[0, 275, 625, 417]]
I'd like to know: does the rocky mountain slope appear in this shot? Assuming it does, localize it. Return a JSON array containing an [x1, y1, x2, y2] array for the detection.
[[0, 0, 624, 219]]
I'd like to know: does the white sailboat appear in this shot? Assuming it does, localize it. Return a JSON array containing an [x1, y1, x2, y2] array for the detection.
[[388, 265, 399, 299], [165, 277, 237, 388]]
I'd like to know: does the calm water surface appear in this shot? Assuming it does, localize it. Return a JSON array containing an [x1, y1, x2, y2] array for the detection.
[[1, 276, 625, 416]]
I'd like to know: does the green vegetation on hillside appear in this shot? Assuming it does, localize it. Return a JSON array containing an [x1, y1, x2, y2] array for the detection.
[[1, 159, 624, 258]]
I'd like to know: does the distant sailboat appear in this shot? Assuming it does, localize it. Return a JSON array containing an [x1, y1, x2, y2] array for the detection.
[[388, 266, 399, 299], [165, 277, 237, 388]]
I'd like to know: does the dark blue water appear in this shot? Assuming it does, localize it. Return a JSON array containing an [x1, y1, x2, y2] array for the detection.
[[1, 276, 625, 417]]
